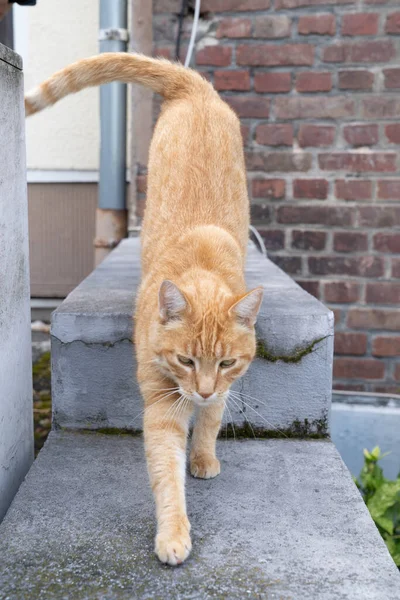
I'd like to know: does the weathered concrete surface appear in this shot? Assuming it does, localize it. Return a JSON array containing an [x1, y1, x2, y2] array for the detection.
[[0, 44, 33, 521], [52, 238, 333, 434], [0, 432, 398, 599]]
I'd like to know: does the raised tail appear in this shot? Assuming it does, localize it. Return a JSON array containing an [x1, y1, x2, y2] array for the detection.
[[25, 52, 210, 116]]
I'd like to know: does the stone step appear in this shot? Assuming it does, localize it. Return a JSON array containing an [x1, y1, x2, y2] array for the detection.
[[0, 431, 398, 599], [51, 238, 333, 435]]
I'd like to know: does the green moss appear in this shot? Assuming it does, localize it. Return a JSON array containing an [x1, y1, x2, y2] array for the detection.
[[219, 415, 329, 440], [256, 336, 327, 364], [61, 414, 329, 441]]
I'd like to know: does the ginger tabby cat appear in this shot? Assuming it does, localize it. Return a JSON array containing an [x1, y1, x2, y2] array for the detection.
[[25, 53, 263, 566]]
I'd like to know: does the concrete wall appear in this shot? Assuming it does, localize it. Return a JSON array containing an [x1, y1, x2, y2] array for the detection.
[[14, 0, 99, 171], [0, 45, 34, 521]]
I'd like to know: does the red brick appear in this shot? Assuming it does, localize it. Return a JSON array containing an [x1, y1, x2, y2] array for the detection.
[[298, 14, 335, 36], [393, 259, 400, 279], [225, 96, 270, 118], [256, 124, 293, 146], [298, 125, 335, 148], [292, 230, 326, 251], [136, 175, 147, 194], [254, 72, 291, 93], [343, 124, 378, 147], [366, 282, 400, 304], [308, 256, 384, 277], [386, 124, 400, 143], [348, 308, 400, 330], [250, 203, 272, 223], [241, 124, 250, 146], [362, 97, 400, 118], [332, 308, 343, 326], [202, 0, 270, 10], [386, 12, 400, 34], [254, 16, 291, 38], [335, 180, 372, 201], [383, 68, 400, 89], [342, 13, 379, 36], [214, 70, 250, 91], [237, 44, 314, 66], [296, 72, 332, 93], [373, 336, 400, 357], [324, 281, 360, 303], [374, 233, 400, 254], [396, 364, 400, 381], [271, 256, 302, 275], [276, 97, 354, 119], [378, 180, 400, 200], [293, 179, 328, 199], [252, 179, 286, 199], [258, 229, 285, 250], [217, 18, 252, 38], [335, 333, 368, 356], [334, 232, 368, 253], [323, 41, 395, 63], [276, 0, 353, 7], [245, 151, 311, 172], [196, 46, 232, 66], [277, 205, 354, 226], [296, 280, 320, 298], [358, 206, 400, 228], [338, 70, 374, 90], [319, 153, 396, 173], [333, 358, 385, 380]]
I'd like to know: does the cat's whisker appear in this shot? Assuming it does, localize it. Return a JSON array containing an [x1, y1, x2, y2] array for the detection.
[[131, 390, 181, 424], [229, 392, 288, 438], [228, 394, 256, 441], [229, 389, 269, 408], [161, 396, 183, 427], [223, 399, 236, 443]]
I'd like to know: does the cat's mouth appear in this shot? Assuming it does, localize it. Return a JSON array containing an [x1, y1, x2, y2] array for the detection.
[[180, 389, 226, 407]]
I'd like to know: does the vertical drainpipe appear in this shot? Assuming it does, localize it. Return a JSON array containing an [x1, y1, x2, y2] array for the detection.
[[95, 0, 128, 266]]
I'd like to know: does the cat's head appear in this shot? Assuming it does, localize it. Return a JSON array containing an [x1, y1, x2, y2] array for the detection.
[[152, 280, 263, 406]]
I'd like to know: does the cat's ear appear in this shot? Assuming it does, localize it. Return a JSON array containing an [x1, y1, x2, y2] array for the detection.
[[159, 280, 189, 323], [228, 287, 263, 328]]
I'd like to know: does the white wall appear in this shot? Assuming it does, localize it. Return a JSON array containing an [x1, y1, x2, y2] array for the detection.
[[14, 0, 100, 171], [0, 47, 33, 521]]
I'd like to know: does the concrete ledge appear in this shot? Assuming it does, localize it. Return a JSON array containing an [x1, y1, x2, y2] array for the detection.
[[52, 238, 333, 434], [0, 432, 398, 599]]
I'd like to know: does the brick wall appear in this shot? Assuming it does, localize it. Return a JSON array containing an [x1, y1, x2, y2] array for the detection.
[[148, 0, 400, 393]]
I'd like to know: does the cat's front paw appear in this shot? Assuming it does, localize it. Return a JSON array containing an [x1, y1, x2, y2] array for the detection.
[[155, 529, 192, 566], [190, 455, 220, 479]]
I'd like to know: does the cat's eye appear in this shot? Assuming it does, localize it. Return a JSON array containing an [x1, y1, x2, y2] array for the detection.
[[178, 355, 194, 367], [220, 359, 236, 369]]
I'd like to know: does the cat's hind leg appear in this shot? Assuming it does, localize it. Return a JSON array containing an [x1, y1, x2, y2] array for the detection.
[[143, 392, 194, 566], [190, 400, 225, 479]]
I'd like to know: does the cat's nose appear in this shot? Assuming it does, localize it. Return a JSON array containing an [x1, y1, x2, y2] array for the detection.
[[200, 392, 212, 400]]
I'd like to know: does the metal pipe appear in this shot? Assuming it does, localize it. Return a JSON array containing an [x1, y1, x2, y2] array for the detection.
[[95, 0, 128, 265]]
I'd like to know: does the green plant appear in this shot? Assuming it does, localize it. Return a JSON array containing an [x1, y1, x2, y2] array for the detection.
[[354, 446, 400, 567]]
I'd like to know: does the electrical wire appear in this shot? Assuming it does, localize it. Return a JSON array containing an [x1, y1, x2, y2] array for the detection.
[[184, 0, 201, 67], [249, 225, 267, 259]]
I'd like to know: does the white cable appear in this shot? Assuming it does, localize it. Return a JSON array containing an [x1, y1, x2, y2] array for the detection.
[[184, 0, 201, 67], [249, 225, 267, 259]]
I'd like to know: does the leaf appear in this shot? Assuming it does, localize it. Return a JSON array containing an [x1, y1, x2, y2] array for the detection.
[[385, 536, 400, 567], [367, 480, 400, 532]]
